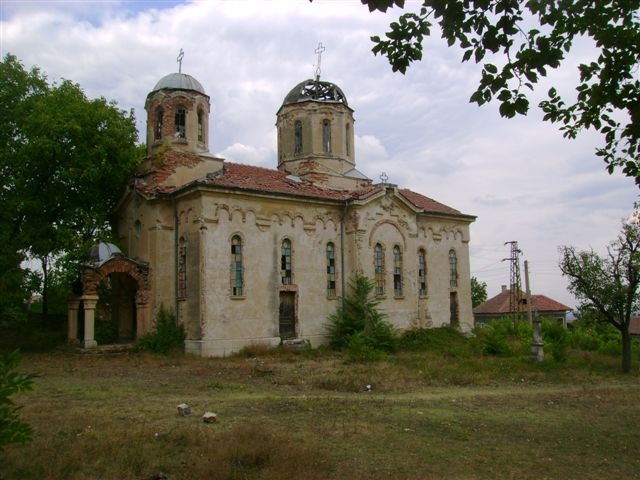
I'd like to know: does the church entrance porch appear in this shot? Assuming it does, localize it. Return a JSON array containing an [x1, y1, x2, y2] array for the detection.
[[67, 243, 150, 349]]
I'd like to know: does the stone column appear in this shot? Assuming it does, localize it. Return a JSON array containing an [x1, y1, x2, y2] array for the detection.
[[81, 294, 99, 348], [67, 297, 81, 344]]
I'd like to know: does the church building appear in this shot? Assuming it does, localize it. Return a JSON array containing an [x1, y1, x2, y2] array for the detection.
[[71, 61, 476, 356]]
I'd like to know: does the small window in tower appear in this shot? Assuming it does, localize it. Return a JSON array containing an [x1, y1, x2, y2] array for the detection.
[[175, 107, 186, 138], [345, 123, 350, 157], [323, 119, 331, 153], [294, 120, 302, 154], [197, 110, 204, 142], [155, 108, 164, 140]]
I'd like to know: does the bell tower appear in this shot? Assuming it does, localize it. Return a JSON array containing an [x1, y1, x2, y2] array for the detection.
[[145, 51, 211, 158]]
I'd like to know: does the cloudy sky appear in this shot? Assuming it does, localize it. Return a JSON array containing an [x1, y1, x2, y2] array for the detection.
[[2, 0, 637, 309]]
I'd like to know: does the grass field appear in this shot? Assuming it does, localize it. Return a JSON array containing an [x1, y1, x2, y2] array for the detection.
[[2, 344, 640, 480]]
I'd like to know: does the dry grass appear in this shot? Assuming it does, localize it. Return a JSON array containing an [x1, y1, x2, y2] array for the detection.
[[1, 349, 640, 480]]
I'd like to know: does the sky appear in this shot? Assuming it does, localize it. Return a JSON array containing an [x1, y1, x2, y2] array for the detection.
[[1, 0, 637, 309]]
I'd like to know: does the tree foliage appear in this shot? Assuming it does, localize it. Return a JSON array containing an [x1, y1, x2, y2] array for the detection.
[[559, 215, 640, 372], [362, 0, 640, 185], [326, 275, 397, 356], [0, 54, 141, 319], [470, 276, 488, 307]]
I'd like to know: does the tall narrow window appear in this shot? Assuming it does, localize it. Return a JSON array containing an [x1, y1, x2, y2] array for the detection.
[[178, 237, 187, 298], [393, 245, 403, 297], [281, 239, 292, 285], [449, 249, 458, 288], [294, 120, 302, 154], [175, 107, 186, 138], [155, 108, 164, 140], [322, 119, 331, 153], [231, 235, 243, 296], [345, 123, 350, 157], [418, 248, 427, 296], [374, 243, 385, 296], [326, 242, 336, 297], [197, 110, 204, 142]]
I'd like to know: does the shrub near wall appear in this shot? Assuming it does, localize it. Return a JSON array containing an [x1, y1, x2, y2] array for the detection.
[[136, 305, 185, 354]]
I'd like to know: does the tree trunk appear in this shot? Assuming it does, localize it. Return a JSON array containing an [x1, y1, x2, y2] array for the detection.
[[41, 256, 48, 327], [621, 328, 632, 373]]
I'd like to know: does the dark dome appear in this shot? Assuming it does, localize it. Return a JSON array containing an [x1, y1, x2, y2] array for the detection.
[[282, 79, 348, 107], [151, 72, 206, 95]]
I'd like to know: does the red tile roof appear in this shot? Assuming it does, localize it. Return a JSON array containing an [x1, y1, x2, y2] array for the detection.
[[473, 288, 571, 315], [134, 150, 470, 218]]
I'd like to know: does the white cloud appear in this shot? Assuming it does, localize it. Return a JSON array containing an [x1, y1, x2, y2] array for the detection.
[[2, 0, 637, 309]]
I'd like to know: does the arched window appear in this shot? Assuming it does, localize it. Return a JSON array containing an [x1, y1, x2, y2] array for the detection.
[[281, 239, 292, 285], [345, 123, 350, 157], [326, 242, 336, 297], [294, 120, 302, 154], [374, 243, 385, 295], [178, 237, 187, 298], [155, 108, 164, 140], [322, 119, 331, 153], [393, 245, 403, 297], [418, 248, 427, 296], [231, 235, 243, 296], [175, 107, 186, 138], [449, 249, 458, 288], [197, 110, 204, 142]]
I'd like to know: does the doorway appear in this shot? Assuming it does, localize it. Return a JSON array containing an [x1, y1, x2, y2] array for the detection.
[[450, 292, 459, 327], [278, 291, 296, 339]]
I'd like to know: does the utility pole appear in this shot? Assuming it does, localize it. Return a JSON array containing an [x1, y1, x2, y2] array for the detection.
[[525, 260, 544, 361], [502, 241, 522, 320]]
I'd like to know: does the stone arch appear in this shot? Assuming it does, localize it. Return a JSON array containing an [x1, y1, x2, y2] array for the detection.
[[68, 254, 150, 349]]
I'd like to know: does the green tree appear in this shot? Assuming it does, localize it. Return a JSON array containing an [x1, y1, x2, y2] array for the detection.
[[470, 276, 488, 308], [0, 54, 141, 321], [326, 275, 397, 354], [362, 1, 640, 185], [559, 215, 640, 373]]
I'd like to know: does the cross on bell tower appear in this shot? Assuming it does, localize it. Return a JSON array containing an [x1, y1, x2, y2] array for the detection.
[[314, 42, 325, 81]]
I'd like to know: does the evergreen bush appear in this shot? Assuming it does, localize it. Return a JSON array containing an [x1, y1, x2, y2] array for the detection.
[[136, 305, 185, 354], [326, 275, 397, 358]]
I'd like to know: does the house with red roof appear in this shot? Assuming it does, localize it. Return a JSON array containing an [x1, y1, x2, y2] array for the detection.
[[68, 66, 476, 356], [473, 285, 572, 327]]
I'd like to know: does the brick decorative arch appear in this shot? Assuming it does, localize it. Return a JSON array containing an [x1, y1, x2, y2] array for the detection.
[[68, 254, 151, 348]]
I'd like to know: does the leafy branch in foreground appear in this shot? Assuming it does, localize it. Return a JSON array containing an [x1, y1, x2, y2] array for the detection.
[[0, 350, 37, 450], [363, 0, 640, 185]]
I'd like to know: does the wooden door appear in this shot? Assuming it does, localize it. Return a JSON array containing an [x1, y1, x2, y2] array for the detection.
[[279, 292, 296, 339]]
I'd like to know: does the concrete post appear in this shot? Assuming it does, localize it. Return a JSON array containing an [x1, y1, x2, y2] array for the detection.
[[531, 308, 544, 362]]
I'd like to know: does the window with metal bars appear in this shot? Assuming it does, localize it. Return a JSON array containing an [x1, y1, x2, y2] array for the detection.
[[449, 249, 458, 288], [175, 106, 186, 138], [281, 239, 292, 285], [374, 243, 385, 296], [178, 237, 187, 298], [326, 242, 336, 297], [418, 248, 427, 296], [393, 245, 403, 297], [230, 235, 243, 296]]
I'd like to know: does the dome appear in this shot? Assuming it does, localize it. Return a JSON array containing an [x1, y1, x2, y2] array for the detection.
[[282, 79, 348, 107], [151, 72, 206, 95], [87, 242, 122, 265]]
